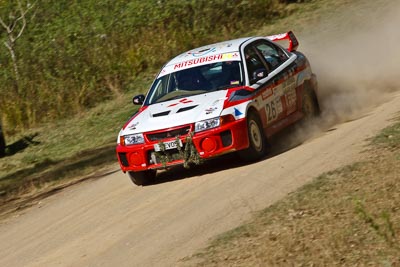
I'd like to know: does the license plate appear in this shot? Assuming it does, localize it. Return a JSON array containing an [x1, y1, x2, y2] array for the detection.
[[154, 139, 183, 152]]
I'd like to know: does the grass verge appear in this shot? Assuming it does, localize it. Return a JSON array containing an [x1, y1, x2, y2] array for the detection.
[[0, 73, 154, 207], [183, 118, 400, 266]]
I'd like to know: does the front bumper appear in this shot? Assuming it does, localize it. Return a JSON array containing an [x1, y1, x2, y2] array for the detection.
[[116, 118, 249, 172]]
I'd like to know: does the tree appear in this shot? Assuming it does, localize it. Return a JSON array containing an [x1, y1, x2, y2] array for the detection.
[[0, 0, 36, 95]]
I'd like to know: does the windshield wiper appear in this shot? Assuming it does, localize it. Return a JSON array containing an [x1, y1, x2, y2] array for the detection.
[[214, 84, 240, 91], [155, 90, 207, 103], [156, 94, 185, 103]]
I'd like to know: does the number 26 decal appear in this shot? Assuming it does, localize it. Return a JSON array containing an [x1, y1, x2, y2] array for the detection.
[[266, 101, 277, 122]]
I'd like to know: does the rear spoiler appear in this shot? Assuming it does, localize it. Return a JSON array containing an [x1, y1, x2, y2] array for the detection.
[[266, 31, 299, 52]]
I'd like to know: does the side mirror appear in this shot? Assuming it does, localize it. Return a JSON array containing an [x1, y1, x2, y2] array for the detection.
[[132, 94, 145, 105]]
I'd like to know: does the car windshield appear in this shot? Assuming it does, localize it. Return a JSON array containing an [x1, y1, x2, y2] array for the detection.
[[145, 61, 243, 105]]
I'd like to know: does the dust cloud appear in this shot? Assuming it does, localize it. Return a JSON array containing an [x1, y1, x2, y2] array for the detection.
[[274, 0, 400, 150], [302, 0, 400, 125]]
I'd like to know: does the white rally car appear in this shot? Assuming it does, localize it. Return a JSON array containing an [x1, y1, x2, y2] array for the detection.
[[117, 31, 319, 185]]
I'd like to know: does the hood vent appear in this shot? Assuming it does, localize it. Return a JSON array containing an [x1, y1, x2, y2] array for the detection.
[[177, 105, 198, 113], [152, 110, 171, 117]]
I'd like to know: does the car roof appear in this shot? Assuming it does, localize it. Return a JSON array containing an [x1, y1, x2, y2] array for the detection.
[[158, 37, 255, 77]]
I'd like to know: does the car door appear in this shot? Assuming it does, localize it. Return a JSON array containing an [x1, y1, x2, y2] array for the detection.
[[243, 39, 296, 127]]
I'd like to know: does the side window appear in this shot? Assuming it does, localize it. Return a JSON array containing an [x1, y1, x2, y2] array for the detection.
[[244, 47, 268, 85], [255, 41, 288, 71]]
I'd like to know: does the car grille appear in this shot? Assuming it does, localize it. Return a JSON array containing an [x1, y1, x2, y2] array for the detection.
[[146, 125, 191, 141]]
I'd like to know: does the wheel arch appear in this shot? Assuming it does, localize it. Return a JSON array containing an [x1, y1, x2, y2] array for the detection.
[[245, 102, 267, 131], [303, 78, 320, 115], [238, 104, 268, 161]]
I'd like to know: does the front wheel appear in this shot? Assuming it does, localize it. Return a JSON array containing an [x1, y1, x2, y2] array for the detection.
[[238, 112, 267, 162], [128, 170, 156, 186]]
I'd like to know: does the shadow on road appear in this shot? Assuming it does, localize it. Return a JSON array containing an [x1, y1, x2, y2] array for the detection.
[[0, 143, 118, 204], [152, 154, 244, 185], [3, 133, 40, 157]]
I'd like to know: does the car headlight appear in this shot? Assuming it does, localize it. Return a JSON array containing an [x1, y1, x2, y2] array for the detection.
[[195, 117, 220, 132], [121, 133, 145, 146]]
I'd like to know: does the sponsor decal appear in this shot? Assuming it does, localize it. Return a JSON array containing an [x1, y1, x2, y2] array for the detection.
[[282, 76, 297, 113], [283, 76, 296, 94], [234, 108, 243, 117], [265, 97, 283, 124], [286, 90, 297, 114], [174, 54, 223, 70], [187, 43, 233, 58], [205, 107, 218, 115], [167, 98, 193, 107], [159, 52, 240, 77], [262, 88, 273, 100], [189, 47, 217, 57], [128, 122, 139, 130], [273, 86, 284, 97], [173, 52, 240, 70], [222, 52, 239, 60]]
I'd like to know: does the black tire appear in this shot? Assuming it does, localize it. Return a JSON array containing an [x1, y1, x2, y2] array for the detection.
[[239, 112, 267, 162], [302, 87, 320, 121], [128, 170, 156, 186]]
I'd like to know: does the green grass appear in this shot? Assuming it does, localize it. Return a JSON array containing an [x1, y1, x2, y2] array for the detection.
[[372, 114, 400, 150], [0, 73, 154, 202]]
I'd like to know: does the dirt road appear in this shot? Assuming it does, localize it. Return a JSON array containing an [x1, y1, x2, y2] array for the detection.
[[0, 91, 399, 266], [1, 1, 400, 266]]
